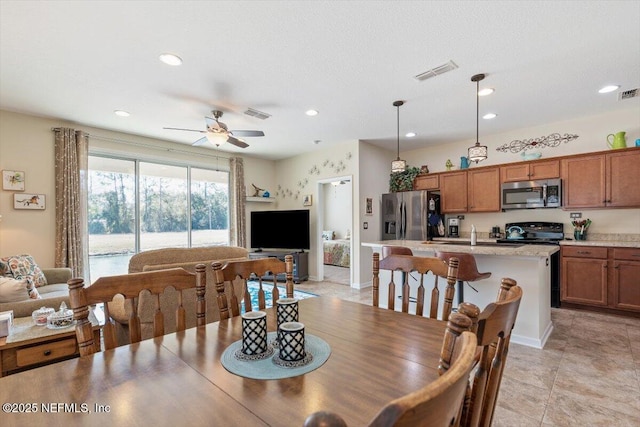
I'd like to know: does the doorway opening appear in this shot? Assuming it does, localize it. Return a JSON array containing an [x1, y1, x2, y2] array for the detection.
[[317, 176, 352, 285]]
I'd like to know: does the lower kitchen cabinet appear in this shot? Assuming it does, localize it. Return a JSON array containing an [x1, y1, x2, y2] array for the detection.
[[611, 248, 640, 311], [561, 246, 640, 314]]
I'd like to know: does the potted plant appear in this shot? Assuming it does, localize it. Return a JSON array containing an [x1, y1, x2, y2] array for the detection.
[[389, 166, 420, 192]]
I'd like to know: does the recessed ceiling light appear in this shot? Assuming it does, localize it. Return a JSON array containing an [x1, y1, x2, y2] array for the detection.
[[405, 132, 416, 138], [482, 113, 497, 119], [159, 53, 183, 66], [478, 88, 494, 96], [598, 85, 620, 94], [114, 110, 130, 117], [306, 109, 319, 116]]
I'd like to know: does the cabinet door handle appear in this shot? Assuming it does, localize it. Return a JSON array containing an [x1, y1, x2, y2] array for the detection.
[[576, 251, 591, 254], [43, 350, 52, 356], [632, 254, 640, 257]]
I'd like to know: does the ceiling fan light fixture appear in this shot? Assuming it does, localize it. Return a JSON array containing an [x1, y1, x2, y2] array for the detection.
[[205, 132, 228, 146], [391, 100, 407, 173], [468, 74, 488, 164]]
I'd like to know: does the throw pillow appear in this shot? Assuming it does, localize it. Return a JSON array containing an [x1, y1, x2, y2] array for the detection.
[[0, 277, 41, 303], [0, 257, 11, 277], [5, 254, 48, 287]]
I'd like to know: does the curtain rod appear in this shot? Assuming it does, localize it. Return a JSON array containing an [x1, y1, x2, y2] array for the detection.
[[51, 128, 230, 161]]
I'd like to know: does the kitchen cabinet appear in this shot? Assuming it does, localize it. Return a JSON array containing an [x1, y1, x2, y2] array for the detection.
[[561, 245, 640, 314], [467, 167, 500, 212], [440, 167, 500, 213], [561, 149, 640, 209], [561, 246, 608, 307], [440, 171, 467, 213], [611, 248, 640, 311], [500, 159, 560, 182], [413, 174, 439, 190]]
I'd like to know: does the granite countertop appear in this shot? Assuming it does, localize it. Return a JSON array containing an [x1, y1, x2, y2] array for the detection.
[[362, 239, 559, 257]]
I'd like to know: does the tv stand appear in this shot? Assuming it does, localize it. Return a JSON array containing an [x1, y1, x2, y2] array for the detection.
[[249, 250, 309, 284]]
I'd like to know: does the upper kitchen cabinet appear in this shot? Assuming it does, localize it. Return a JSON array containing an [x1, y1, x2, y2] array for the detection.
[[440, 171, 468, 213], [413, 174, 439, 190], [562, 148, 640, 209], [468, 167, 500, 212], [440, 167, 500, 213], [500, 159, 560, 183]]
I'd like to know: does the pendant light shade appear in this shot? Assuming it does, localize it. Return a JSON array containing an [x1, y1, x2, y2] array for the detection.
[[468, 73, 488, 163], [391, 100, 407, 173]]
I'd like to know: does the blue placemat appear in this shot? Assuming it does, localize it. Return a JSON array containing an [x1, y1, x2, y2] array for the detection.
[[221, 332, 331, 380]]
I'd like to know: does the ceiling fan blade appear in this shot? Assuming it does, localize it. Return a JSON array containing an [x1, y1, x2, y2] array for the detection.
[[227, 135, 249, 148], [164, 127, 206, 133], [192, 136, 210, 146], [231, 130, 265, 137]]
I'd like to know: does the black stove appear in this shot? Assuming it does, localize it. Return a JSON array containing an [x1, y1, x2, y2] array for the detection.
[[498, 221, 563, 308], [497, 221, 564, 245]]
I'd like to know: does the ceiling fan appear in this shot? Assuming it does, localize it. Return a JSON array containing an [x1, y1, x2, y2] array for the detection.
[[164, 110, 264, 148]]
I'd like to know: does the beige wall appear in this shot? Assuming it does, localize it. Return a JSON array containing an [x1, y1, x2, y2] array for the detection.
[[0, 109, 275, 266], [2, 105, 639, 284], [398, 106, 640, 237]]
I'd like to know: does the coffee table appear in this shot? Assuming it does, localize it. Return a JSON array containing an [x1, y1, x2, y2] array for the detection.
[[0, 308, 102, 377]]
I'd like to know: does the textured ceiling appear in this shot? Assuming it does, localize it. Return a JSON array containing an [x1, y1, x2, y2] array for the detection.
[[1, 1, 639, 160]]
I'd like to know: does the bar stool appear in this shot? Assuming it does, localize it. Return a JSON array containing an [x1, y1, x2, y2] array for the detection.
[[436, 252, 491, 305]]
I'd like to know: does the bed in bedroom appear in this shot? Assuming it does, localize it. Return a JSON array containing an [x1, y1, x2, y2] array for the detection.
[[323, 239, 351, 268]]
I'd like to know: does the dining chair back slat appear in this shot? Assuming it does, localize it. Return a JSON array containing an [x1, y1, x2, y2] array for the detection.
[[68, 265, 206, 357], [372, 252, 459, 321], [212, 255, 294, 319]]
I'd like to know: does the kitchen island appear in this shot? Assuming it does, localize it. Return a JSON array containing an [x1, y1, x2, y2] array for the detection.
[[362, 239, 560, 349]]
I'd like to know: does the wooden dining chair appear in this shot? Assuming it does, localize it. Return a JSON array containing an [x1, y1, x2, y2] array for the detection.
[[212, 255, 294, 320], [303, 330, 478, 427], [68, 265, 206, 357], [372, 252, 459, 321], [438, 278, 523, 427]]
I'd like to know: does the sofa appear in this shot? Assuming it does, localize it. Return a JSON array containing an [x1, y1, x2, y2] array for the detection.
[[0, 264, 72, 318], [108, 246, 249, 343]]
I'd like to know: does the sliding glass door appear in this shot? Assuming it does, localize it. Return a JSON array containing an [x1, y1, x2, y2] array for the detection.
[[88, 155, 229, 280]]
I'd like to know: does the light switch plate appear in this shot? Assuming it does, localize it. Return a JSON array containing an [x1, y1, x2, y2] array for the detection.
[[569, 212, 582, 219]]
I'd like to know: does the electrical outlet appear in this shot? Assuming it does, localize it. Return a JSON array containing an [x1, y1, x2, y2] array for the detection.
[[457, 215, 465, 220], [363, 222, 368, 229], [569, 212, 582, 219]]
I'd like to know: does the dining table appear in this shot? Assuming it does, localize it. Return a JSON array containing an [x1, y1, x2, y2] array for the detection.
[[0, 297, 448, 426]]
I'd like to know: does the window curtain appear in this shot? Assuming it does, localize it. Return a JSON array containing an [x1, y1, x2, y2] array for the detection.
[[229, 157, 246, 248], [54, 128, 89, 280]]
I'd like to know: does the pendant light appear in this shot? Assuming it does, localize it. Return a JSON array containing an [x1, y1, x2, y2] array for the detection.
[[468, 73, 488, 163], [391, 100, 407, 173]]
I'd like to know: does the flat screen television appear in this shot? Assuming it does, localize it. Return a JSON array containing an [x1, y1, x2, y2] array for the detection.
[[250, 209, 310, 251]]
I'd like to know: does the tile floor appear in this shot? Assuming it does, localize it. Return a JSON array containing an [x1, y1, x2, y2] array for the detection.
[[297, 279, 640, 426]]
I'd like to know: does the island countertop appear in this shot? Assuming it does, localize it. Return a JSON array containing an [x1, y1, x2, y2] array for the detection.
[[362, 239, 559, 257]]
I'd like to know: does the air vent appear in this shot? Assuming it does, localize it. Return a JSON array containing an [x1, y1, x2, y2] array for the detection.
[[618, 88, 638, 101], [414, 60, 458, 81], [244, 108, 271, 120]]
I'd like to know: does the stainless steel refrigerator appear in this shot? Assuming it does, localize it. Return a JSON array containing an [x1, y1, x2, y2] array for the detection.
[[381, 191, 444, 241]]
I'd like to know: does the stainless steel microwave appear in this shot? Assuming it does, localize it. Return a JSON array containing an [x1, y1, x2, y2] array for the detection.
[[501, 179, 562, 210]]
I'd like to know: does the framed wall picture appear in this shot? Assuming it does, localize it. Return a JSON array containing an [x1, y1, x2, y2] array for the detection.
[[13, 193, 45, 210], [2, 170, 25, 191], [303, 194, 312, 206], [365, 197, 373, 216]]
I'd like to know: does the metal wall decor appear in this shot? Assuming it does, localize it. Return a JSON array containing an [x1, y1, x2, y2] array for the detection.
[[496, 133, 579, 153]]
